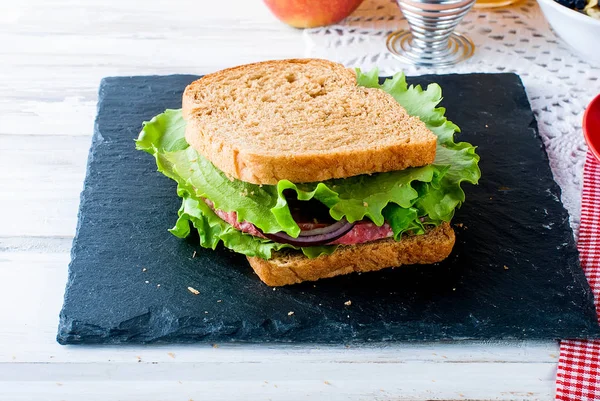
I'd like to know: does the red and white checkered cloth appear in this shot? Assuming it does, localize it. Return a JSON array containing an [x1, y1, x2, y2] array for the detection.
[[556, 152, 600, 401]]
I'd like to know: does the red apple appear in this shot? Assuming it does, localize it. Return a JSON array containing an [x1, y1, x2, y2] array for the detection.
[[264, 0, 364, 28]]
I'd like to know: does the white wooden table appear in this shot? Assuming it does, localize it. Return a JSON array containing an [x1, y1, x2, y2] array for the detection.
[[0, 1, 563, 399]]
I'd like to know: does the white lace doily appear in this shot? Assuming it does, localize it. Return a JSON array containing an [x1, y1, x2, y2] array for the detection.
[[303, 0, 600, 238]]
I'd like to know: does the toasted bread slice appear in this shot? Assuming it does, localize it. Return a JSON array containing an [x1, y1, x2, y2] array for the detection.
[[182, 59, 437, 185], [247, 222, 455, 286]]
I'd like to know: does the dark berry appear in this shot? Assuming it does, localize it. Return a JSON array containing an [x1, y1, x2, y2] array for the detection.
[[574, 0, 586, 9], [555, 0, 574, 7]]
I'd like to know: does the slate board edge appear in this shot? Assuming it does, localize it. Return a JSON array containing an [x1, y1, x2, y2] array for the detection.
[[521, 75, 598, 330], [57, 81, 106, 345]]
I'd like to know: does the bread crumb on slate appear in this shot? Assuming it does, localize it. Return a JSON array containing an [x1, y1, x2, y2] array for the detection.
[[288, 311, 294, 316], [455, 223, 463, 228], [188, 286, 200, 295], [344, 300, 352, 306], [504, 265, 509, 270]]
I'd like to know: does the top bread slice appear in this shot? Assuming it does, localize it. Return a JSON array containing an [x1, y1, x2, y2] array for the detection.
[[182, 59, 437, 185]]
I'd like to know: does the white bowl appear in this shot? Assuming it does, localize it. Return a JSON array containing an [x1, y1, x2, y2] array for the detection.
[[536, 0, 600, 63]]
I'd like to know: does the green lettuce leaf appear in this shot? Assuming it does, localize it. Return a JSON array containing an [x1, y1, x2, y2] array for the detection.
[[136, 69, 481, 259], [355, 68, 481, 226], [170, 188, 337, 259], [382, 204, 424, 239]]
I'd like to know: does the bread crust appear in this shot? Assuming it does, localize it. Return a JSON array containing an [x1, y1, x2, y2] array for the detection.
[[247, 222, 455, 286], [182, 59, 437, 185]]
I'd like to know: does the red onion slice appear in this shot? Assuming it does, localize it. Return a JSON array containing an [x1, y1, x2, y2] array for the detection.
[[297, 219, 350, 237], [262, 218, 355, 247]]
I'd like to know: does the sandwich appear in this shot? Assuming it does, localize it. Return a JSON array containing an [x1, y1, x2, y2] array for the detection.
[[136, 59, 481, 286]]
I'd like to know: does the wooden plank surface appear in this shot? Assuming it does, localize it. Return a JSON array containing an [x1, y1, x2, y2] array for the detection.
[[0, 0, 562, 399]]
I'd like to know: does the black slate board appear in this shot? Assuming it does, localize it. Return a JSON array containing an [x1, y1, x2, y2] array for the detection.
[[57, 73, 600, 344]]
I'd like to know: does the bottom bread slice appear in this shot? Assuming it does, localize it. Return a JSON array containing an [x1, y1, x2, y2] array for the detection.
[[247, 222, 455, 286]]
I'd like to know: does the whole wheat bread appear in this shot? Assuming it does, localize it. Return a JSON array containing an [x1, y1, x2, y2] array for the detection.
[[247, 222, 455, 286], [182, 59, 437, 185]]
